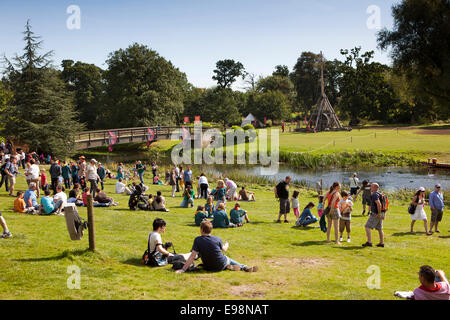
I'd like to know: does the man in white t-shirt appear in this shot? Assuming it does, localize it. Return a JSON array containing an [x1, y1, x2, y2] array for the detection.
[[29, 159, 41, 197], [115, 178, 132, 195], [53, 185, 67, 211], [349, 173, 359, 197]]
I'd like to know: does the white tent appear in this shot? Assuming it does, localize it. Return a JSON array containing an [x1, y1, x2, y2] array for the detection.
[[241, 113, 263, 127]]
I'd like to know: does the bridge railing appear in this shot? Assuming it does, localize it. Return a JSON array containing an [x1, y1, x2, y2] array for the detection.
[[75, 126, 221, 145]]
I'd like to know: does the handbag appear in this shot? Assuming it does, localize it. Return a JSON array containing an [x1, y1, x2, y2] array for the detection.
[[142, 240, 168, 267], [323, 206, 331, 216], [408, 196, 418, 215]]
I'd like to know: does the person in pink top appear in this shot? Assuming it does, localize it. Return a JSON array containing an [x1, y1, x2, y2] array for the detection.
[[413, 265, 450, 300]]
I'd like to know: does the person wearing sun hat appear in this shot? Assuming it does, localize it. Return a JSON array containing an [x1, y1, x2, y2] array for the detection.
[[429, 184, 444, 234], [410, 187, 432, 235], [78, 156, 87, 180], [86, 159, 100, 199]]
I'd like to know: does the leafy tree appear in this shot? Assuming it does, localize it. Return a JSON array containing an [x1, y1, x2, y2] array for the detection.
[[0, 82, 13, 113], [257, 75, 296, 104], [61, 60, 104, 129], [2, 20, 83, 157], [272, 65, 290, 77], [203, 88, 241, 126], [101, 43, 189, 128], [377, 0, 450, 115], [337, 47, 395, 125], [212, 59, 245, 89], [248, 90, 291, 122]]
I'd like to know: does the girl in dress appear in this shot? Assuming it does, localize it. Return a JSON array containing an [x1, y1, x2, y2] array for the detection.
[[410, 187, 432, 235]]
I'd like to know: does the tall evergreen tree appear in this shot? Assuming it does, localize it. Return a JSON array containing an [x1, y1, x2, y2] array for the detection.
[[2, 20, 83, 157]]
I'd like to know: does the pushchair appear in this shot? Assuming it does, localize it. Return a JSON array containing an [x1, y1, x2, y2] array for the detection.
[[128, 183, 150, 211]]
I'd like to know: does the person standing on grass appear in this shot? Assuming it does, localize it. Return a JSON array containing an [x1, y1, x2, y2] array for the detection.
[[29, 159, 40, 198], [410, 187, 432, 235], [176, 220, 258, 273], [62, 161, 71, 190], [151, 161, 158, 179], [0, 210, 12, 239], [362, 183, 385, 248], [324, 182, 342, 245], [274, 176, 291, 223], [339, 191, 353, 243], [49, 158, 62, 194], [86, 159, 101, 199], [70, 161, 79, 185], [212, 180, 227, 210], [224, 178, 238, 201], [97, 163, 106, 190], [0, 158, 10, 192], [4, 156, 19, 197], [183, 166, 193, 188], [198, 173, 209, 199], [169, 168, 177, 197], [349, 173, 359, 197], [429, 184, 444, 234], [136, 160, 146, 184], [355, 179, 371, 216]]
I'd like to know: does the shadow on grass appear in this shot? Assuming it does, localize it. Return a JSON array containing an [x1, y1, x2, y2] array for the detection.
[[392, 232, 426, 237], [13, 249, 92, 262], [335, 246, 365, 251], [292, 240, 327, 247], [438, 236, 450, 239], [291, 226, 318, 231], [122, 258, 146, 267]]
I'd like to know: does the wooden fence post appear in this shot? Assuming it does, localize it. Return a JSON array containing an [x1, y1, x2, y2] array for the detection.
[[87, 194, 96, 251]]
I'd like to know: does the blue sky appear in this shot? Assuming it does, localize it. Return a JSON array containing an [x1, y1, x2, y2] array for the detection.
[[0, 0, 399, 89]]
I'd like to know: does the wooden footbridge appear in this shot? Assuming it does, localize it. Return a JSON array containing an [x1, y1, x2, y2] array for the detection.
[[74, 126, 219, 150]]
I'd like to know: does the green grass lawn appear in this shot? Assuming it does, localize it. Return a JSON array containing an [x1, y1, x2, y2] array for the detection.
[[0, 171, 449, 300]]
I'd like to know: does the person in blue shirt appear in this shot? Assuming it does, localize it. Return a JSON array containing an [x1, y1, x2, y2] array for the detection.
[[24, 182, 40, 210], [296, 202, 318, 227], [176, 220, 258, 273], [39, 189, 64, 215], [229, 203, 250, 226], [429, 184, 445, 234], [183, 167, 193, 188]]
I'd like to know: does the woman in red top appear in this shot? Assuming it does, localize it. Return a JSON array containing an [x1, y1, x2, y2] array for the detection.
[[324, 182, 342, 245]]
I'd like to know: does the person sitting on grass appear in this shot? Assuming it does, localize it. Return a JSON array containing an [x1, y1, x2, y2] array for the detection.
[[212, 203, 236, 228], [153, 174, 163, 185], [229, 203, 250, 226], [53, 184, 68, 210], [296, 202, 318, 227], [0, 210, 12, 239], [115, 178, 132, 195], [24, 182, 40, 212], [82, 187, 112, 207], [205, 196, 214, 218], [195, 205, 209, 226], [39, 189, 64, 215], [412, 265, 450, 300], [176, 220, 258, 273], [181, 185, 195, 208], [14, 191, 37, 214], [238, 186, 255, 201], [67, 183, 83, 206], [94, 188, 118, 206], [152, 191, 170, 212]]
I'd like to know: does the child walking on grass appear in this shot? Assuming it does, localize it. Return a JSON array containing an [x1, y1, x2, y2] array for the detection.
[[292, 191, 300, 219], [339, 190, 353, 243], [317, 195, 324, 217]]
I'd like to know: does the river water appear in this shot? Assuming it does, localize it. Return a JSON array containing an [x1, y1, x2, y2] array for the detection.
[[92, 153, 449, 191], [207, 165, 450, 192]]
